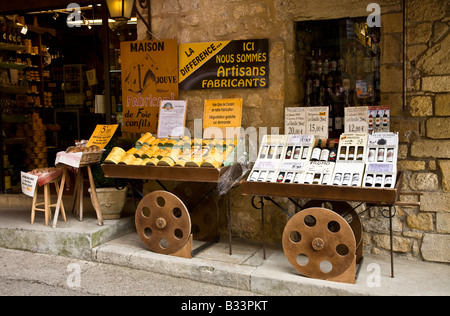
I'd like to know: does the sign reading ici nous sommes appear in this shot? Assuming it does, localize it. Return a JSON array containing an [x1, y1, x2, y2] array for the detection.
[[179, 39, 269, 90]]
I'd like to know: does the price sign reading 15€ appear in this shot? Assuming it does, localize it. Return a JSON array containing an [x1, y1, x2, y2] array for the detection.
[[86, 124, 119, 149]]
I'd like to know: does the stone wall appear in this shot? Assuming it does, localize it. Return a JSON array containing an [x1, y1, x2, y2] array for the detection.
[[137, 0, 450, 263]]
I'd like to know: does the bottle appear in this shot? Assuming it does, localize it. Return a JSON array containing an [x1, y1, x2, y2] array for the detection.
[[11, 28, 17, 45], [304, 173, 313, 184], [4, 170, 11, 190], [375, 110, 381, 128], [320, 139, 330, 161], [351, 173, 360, 186], [365, 174, 374, 187], [328, 140, 338, 162], [16, 29, 22, 45], [301, 146, 309, 160], [293, 173, 303, 184], [356, 146, 364, 160], [383, 110, 389, 127], [257, 171, 267, 182], [313, 173, 321, 184], [348, 146, 355, 160], [384, 175, 393, 187], [293, 146, 301, 160], [285, 146, 293, 159], [333, 173, 342, 185], [339, 145, 347, 160], [368, 148, 376, 162], [386, 148, 394, 162], [311, 139, 322, 161], [368, 111, 374, 131], [377, 147, 385, 162], [285, 172, 294, 183], [342, 173, 351, 186], [276, 172, 285, 183], [374, 174, 383, 187], [0, 21, 5, 43], [322, 173, 331, 185], [6, 27, 11, 43]]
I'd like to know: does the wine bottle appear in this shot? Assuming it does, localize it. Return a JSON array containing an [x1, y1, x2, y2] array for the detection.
[[311, 139, 322, 161]]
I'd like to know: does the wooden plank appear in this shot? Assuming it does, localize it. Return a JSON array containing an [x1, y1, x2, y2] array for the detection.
[[240, 173, 401, 205], [101, 164, 230, 183], [0, 0, 98, 14]]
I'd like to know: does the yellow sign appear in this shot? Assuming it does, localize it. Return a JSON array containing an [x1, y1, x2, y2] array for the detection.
[[179, 41, 230, 84], [121, 40, 179, 133], [203, 98, 242, 138], [86, 124, 119, 149]]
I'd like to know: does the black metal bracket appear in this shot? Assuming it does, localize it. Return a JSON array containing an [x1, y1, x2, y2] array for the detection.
[[134, 0, 152, 38]]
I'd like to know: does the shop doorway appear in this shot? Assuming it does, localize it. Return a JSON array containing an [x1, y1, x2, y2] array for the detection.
[[0, 2, 136, 193]]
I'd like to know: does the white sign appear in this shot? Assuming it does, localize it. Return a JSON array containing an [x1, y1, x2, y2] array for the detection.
[[55, 152, 82, 168], [306, 106, 328, 139], [345, 106, 369, 133], [157, 100, 187, 139], [285, 107, 307, 135], [21, 172, 38, 197]]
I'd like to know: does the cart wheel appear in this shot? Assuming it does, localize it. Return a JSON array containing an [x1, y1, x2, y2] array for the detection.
[[303, 200, 363, 261], [135, 190, 191, 255], [282, 207, 356, 280], [172, 182, 219, 241]]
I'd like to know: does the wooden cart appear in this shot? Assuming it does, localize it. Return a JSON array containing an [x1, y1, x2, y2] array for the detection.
[[240, 172, 422, 284], [101, 164, 235, 258]]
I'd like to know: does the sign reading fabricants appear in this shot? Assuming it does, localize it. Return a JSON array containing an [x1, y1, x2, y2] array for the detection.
[[179, 39, 269, 90], [120, 40, 179, 133]]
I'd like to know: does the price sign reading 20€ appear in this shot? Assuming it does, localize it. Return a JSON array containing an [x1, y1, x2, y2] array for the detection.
[[86, 124, 119, 150]]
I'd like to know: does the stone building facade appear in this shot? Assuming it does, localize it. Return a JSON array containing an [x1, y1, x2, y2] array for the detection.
[[137, 0, 450, 263]]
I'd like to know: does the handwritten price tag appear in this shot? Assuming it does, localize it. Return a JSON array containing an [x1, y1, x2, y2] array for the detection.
[[86, 124, 119, 149]]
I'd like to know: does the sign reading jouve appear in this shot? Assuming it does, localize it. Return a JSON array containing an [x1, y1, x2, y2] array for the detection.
[[179, 39, 269, 90], [120, 40, 179, 133]]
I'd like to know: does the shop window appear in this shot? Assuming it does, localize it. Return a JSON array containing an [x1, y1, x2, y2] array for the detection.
[[296, 18, 381, 138]]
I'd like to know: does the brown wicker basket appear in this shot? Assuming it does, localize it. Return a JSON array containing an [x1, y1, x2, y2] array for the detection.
[[80, 150, 104, 165]]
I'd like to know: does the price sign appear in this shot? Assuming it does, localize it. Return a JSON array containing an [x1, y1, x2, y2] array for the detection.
[[345, 106, 368, 134], [86, 124, 119, 149], [285, 107, 307, 135], [306, 106, 328, 139]]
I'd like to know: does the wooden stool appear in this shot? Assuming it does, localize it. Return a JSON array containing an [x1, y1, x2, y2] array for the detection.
[[31, 178, 66, 226], [52, 165, 103, 228]]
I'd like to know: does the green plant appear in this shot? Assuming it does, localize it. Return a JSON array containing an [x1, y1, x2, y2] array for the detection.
[[91, 137, 117, 188]]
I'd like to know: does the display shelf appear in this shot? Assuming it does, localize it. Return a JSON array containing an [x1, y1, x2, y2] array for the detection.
[[101, 164, 230, 183], [241, 172, 402, 205], [0, 42, 25, 52]]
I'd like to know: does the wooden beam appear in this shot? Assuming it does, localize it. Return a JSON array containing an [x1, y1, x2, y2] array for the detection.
[[0, 0, 103, 15]]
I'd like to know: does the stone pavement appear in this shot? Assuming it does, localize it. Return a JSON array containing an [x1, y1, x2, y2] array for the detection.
[[0, 200, 449, 296]]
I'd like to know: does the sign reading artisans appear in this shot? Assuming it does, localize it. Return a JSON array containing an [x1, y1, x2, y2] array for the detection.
[[120, 39, 178, 133], [179, 39, 269, 90]]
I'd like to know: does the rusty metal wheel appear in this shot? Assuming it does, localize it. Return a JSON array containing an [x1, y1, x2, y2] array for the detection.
[[303, 200, 363, 262], [282, 207, 356, 280], [135, 190, 191, 254]]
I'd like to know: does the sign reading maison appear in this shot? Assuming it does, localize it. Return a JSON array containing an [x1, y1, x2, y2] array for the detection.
[[129, 41, 165, 53], [121, 39, 178, 133]]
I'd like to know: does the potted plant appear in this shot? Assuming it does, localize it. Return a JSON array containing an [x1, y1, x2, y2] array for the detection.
[[89, 138, 128, 219]]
